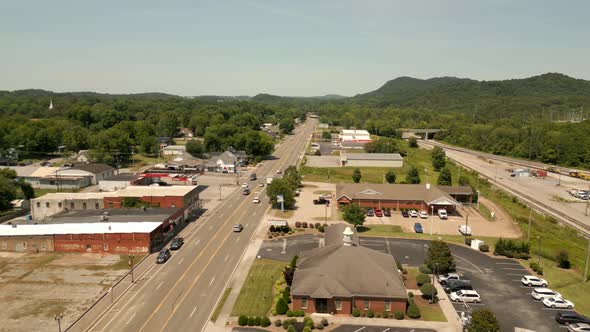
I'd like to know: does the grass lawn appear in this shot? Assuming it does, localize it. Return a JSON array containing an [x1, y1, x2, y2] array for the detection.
[[272, 209, 295, 218], [231, 259, 285, 317], [33, 188, 71, 197], [357, 225, 500, 247], [210, 288, 232, 322], [413, 297, 447, 322], [478, 203, 493, 221]]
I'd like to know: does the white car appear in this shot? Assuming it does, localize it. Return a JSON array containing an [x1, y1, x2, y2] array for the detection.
[[568, 323, 590, 332], [458, 225, 472, 236], [438, 209, 448, 219], [542, 296, 574, 309], [450, 290, 481, 303], [521, 275, 548, 287], [252, 196, 260, 204], [409, 210, 418, 218], [241, 183, 248, 188], [531, 288, 562, 300], [438, 273, 460, 285], [418, 211, 428, 219]]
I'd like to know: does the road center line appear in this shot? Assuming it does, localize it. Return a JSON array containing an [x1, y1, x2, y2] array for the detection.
[[210, 277, 216, 286], [156, 281, 163, 290], [190, 306, 197, 318], [178, 257, 184, 265]]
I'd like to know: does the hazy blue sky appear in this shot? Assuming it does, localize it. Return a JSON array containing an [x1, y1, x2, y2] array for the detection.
[[0, 0, 588, 96]]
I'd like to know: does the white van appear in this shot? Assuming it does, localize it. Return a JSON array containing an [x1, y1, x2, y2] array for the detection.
[[458, 225, 472, 236], [438, 209, 448, 219], [450, 290, 481, 303]]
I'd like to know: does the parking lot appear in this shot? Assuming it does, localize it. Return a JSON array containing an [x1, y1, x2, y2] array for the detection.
[[258, 234, 570, 332]]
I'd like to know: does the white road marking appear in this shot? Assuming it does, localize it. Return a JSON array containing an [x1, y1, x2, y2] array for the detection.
[[195, 239, 201, 246], [190, 306, 198, 318], [382, 329, 390, 332], [495, 261, 522, 265], [353, 327, 366, 332], [126, 313, 136, 325], [500, 267, 527, 271], [452, 254, 484, 273], [156, 281, 163, 290], [281, 238, 287, 254], [507, 273, 524, 276], [208, 224, 214, 231], [224, 255, 229, 262], [178, 257, 184, 265], [210, 277, 216, 286]]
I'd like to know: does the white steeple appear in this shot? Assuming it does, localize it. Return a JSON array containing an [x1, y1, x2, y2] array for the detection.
[[49, 98, 54, 110], [343, 227, 354, 246]]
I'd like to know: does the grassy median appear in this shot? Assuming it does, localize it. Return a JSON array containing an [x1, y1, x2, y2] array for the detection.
[[231, 259, 285, 317]]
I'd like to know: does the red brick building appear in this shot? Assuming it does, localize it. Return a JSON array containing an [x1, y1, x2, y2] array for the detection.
[[291, 224, 408, 315]]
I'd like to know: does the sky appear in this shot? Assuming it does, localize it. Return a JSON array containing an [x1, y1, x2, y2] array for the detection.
[[0, 0, 588, 96]]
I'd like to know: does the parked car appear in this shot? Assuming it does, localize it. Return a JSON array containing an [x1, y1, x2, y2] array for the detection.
[[531, 288, 562, 300], [156, 249, 171, 264], [414, 223, 423, 233], [409, 210, 418, 218], [276, 169, 282, 174], [170, 237, 184, 250], [521, 275, 548, 287], [543, 296, 574, 309], [383, 209, 391, 217], [366, 208, 375, 217], [313, 197, 330, 205], [252, 196, 260, 204], [568, 323, 590, 332], [374, 209, 383, 217], [250, 173, 257, 181], [418, 211, 428, 219], [242, 188, 251, 195], [438, 273, 460, 285], [401, 210, 409, 218], [450, 290, 481, 303], [242, 183, 249, 188], [444, 280, 473, 293], [438, 209, 448, 219], [556, 312, 590, 325], [458, 225, 472, 236], [233, 224, 244, 232]]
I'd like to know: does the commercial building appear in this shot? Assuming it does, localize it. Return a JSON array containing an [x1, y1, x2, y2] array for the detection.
[[0, 208, 182, 254], [340, 152, 403, 168], [336, 183, 472, 213], [291, 224, 407, 315], [98, 173, 138, 192], [69, 163, 115, 184], [162, 145, 187, 155], [339, 129, 372, 149]]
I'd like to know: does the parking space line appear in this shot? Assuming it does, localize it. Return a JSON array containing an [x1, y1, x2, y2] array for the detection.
[[453, 254, 484, 273], [177, 257, 184, 265], [156, 281, 163, 290], [190, 306, 197, 318], [500, 267, 527, 270], [353, 327, 366, 332], [495, 262, 522, 265]]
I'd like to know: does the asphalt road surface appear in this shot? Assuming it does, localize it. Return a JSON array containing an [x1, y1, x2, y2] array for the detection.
[[88, 119, 317, 332]]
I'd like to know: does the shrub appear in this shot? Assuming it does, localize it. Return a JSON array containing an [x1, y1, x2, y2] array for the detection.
[[316, 324, 324, 330], [367, 308, 375, 318], [303, 327, 312, 332], [283, 286, 291, 303], [276, 297, 288, 315], [287, 325, 295, 332], [238, 315, 248, 326], [286, 310, 294, 317], [318, 225, 325, 233], [282, 319, 292, 329], [315, 223, 321, 229], [295, 221, 301, 228], [320, 318, 329, 326], [479, 244, 489, 252], [396, 260, 403, 271], [394, 310, 404, 320], [416, 273, 431, 286], [274, 319, 282, 327], [530, 262, 538, 270], [465, 237, 472, 246], [261, 317, 271, 327], [407, 301, 421, 318], [382, 312, 389, 318], [290, 255, 299, 268], [408, 291, 414, 298], [270, 225, 276, 232], [352, 308, 360, 317], [295, 310, 305, 317], [302, 222, 308, 228], [247, 316, 256, 326], [520, 252, 530, 260], [556, 250, 571, 269], [420, 283, 438, 300], [254, 317, 262, 326], [303, 316, 314, 329], [419, 264, 432, 274], [309, 223, 314, 229], [504, 250, 514, 258], [536, 266, 544, 275]]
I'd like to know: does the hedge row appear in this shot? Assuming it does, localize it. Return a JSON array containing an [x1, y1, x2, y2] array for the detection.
[[238, 316, 271, 327]]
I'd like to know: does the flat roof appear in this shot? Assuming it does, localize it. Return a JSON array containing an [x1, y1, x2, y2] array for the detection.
[[6, 166, 64, 178], [0, 222, 162, 237], [103, 173, 138, 181], [115, 185, 198, 197], [341, 129, 370, 135], [33, 208, 180, 225], [32, 192, 111, 201], [343, 153, 403, 161]]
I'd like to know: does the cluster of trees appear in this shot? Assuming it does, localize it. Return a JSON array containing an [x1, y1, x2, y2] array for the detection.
[[0, 168, 34, 211], [266, 166, 301, 209], [342, 203, 366, 227], [364, 137, 405, 155]]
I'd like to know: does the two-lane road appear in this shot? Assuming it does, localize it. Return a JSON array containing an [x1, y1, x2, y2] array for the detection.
[[88, 119, 317, 332]]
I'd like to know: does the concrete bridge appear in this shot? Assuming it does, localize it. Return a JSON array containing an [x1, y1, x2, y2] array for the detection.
[[400, 128, 442, 140]]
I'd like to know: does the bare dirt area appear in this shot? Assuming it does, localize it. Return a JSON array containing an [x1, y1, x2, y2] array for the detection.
[[0, 252, 134, 332]]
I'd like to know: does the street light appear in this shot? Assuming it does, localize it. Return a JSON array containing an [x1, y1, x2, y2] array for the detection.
[[55, 314, 64, 332], [430, 205, 434, 236], [476, 190, 480, 210], [464, 211, 469, 244], [537, 236, 542, 267], [128, 254, 136, 283]]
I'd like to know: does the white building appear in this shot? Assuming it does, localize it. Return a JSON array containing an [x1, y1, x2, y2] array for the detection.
[[162, 145, 187, 156], [98, 173, 137, 192], [340, 129, 372, 149], [340, 152, 403, 167]]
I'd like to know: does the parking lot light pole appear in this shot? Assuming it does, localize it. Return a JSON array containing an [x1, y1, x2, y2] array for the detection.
[[537, 236, 542, 266], [55, 314, 64, 332], [464, 212, 469, 244], [476, 190, 480, 210]]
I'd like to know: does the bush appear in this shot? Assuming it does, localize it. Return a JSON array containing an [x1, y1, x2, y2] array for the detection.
[[283, 319, 295, 330], [367, 308, 375, 318], [303, 327, 312, 332], [276, 297, 288, 315], [247, 316, 256, 326], [309, 223, 314, 229], [315, 223, 321, 229], [479, 244, 489, 252], [408, 291, 414, 298], [270, 225, 276, 232], [416, 273, 431, 286], [287, 325, 295, 332], [254, 317, 262, 326], [465, 237, 472, 246], [274, 319, 282, 327], [420, 283, 438, 300], [352, 308, 361, 317], [302, 222, 308, 228], [419, 264, 432, 274], [295, 221, 301, 228], [318, 225, 325, 233], [316, 323, 324, 330], [396, 260, 403, 271], [320, 318, 329, 326], [536, 266, 544, 275], [238, 315, 248, 326], [556, 250, 571, 269], [394, 310, 404, 320], [261, 317, 271, 327], [286, 310, 294, 317], [283, 286, 291, 303], [407, 301, 421, 318], [382, 312, 389, 318], [295, 310, 305, 317]]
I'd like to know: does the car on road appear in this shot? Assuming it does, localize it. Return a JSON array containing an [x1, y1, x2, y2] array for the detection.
[[438, 273, 460, 285], [568, 323, 590, 332], [414, 223, 423, 233], [531, 288, 562, 300], [409, 210, 418, 218], [383, 209, 391, 217], [170, 237, 184, 250], [259, 183, 265, 187], [543, 296, 574, 309], [241, 183, 248, 188], [438, 209, 448, 219], [450, 290, 481, 303], [555, 312, 590, 325], [243, 188, 251, 195], [276, 169, 282, 174], [313, 197, 329, 205], [521, 275, 548, 287], [374, 209, 383, 217], [444, 280, 473, 293], [366, 208, 375, 217], [233, 224, 244, 232], [458, 225, 472, 236], [252, 196, 260, 204], [401, 210, 409, 218], [250, 173, 257, 181], [156, 249, 171, 264]]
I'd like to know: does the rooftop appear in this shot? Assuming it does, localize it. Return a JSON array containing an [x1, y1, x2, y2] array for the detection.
[[163, 145, 187, 151], [6, 166, 64, 178], [341, 129, 370, 135], [342, 153, 403, 161], [32, 185, 199, 201], [36, 207, 180, 224], [104, 173, 138, 181], [0, 222, 162, 237], [336, 183, 459, 205], [72, 163, 114, 174]]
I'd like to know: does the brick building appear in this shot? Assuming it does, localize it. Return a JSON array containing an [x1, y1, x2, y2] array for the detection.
[[291, 224, 407, 315]]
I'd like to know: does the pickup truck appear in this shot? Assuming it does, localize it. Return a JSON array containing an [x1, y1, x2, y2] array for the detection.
[[313, 197, 330, 205]]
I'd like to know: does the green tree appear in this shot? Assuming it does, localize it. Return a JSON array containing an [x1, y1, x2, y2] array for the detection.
[[405, 165, 421, 184], [0, 176, 17, 211], [19, 181, 35, 200], [431, 146, 446, 171], [408, 137, 418, 148], [342, 204, 366, 227], [420, 283, 437, 300], [321, 131, 332, 140], [437, 167, 453, 186], [186, 140, 204, 157], [467, 308, 500, 332], [352, 168, 362, 183], [425, 240, 456, 273], [0, 168, 17, 179], [279, 118, 295, 134], [266, 178, 296, 209], [406, 300, 421, 318], [139, 135, 159, 155], [283, 166, 301, 188], [385, 169, 397, 184], [275, 297, 288, 315]]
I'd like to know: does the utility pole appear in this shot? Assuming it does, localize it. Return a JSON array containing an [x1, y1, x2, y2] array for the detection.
[[537, 236, 542, 266], [128, 255, 135, 283], [586, 183, 590, 216], [527, 209, 532, 242], [55, 314, 64, 332], [584, 238, 590, 282]]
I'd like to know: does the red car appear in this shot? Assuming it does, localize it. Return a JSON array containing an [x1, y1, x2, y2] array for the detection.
[[374, 209, 383, 217]]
